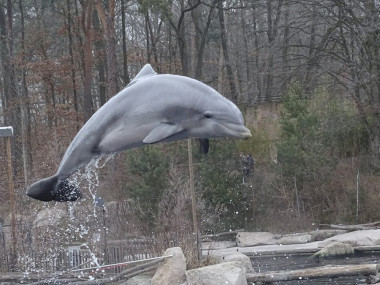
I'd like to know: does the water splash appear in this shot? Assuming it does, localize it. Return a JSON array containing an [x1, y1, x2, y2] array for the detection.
[[23, 154, 114, 280]]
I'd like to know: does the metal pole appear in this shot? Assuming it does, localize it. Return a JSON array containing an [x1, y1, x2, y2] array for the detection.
[[187, 139, 201, 260], [294, 176, 300, 217], [5, 135, 17, 270]]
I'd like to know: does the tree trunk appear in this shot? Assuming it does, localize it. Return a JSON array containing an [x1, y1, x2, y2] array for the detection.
[[303, 1, 317, 96], [166, 0, 200, 76], [218, 0, 237, 104], [121, 0, 130, 86], [265, 0, 283, 103], [19, 0, 32, 186], [177, 0, 190, 76], [240, 0, 250, 103], [252, 3, 262, 103], [145, 12, 151, 63], [66, 0, 80, 128], [0, 2, 16, 126], [1, 1, 22, 167], [96, 0, 119, 97], [145, 11, 162, 70], [282, 0, 290, 89], [191, 0, 216, 80], [81, 0, 94, 122], [93, 8, 107, 107]]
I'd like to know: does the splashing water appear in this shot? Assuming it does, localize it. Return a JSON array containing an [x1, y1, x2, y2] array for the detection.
[[23, 154, 114, 279], [66, 155, 114, 271]]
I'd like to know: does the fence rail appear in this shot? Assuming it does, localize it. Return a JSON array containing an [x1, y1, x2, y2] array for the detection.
[[0, 237, 158, 273]]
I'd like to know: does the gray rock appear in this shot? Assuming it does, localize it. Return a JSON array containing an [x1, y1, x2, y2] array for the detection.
[[202, 241, 236, 250], [151, 247, 186, 285], [122, 273, 153, 285], [236, 232, 276, 247], [33, 208, 66, 228], [277, 234, 312, 245], [309, 229, 348, 241], [313, 242, 354, 258], [186, 262, 247, 285], [211, 252, 253, 273], [318, 229, 380, 247]]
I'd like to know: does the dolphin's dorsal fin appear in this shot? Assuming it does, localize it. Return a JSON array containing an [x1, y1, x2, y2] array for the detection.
[[127, 64, 157, 87]]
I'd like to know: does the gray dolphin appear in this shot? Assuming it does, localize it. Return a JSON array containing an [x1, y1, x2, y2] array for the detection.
[[26, 64, 251, 202]]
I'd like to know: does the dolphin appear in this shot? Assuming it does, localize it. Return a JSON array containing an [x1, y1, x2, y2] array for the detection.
[[26, 64, 251, 202]]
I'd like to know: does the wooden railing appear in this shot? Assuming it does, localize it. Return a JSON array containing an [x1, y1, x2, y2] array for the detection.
[[0, 236, 158, 273]]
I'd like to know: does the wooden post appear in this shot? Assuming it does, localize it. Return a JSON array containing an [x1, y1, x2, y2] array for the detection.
[[187, 139, 201, 260], [356, 170, 360, 223], [1, 126, 17, 270]]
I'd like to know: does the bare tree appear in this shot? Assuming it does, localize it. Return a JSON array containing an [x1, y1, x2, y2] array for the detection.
[[190, 0, 218, 79], [330, 0, 380, 166]]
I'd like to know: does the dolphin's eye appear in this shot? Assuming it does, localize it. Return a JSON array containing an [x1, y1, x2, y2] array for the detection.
[[204, 112, 213, 119]]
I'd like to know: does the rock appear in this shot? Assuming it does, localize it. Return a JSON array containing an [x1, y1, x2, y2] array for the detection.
[[318, 229, 380, 247], [211, 252, 253, 273], [186, 262, 247, 285], [33, 208, 66, 228], [313, 242, 354, 258], [277, 234, 312, 245], [236, 232, 276, 247], [122, 273, 153, 285], [202, 241, 236, 250], [151, 247, 186, 285], [309, 229, 348, 241]]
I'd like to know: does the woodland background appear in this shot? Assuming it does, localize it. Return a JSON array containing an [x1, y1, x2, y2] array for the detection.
[[0, 0, 380, 271]]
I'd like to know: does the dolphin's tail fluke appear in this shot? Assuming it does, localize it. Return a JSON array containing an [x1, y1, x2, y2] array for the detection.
[[26, 175, 82, 202]]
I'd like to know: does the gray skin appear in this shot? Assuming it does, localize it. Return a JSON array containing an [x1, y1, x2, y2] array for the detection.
[[26, 64, 251, 202]]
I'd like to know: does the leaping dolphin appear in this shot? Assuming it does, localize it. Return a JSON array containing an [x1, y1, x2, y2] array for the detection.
[[26, 64, 251, 202]]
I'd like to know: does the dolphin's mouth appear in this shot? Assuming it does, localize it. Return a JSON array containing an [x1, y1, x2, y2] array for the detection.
[[239, 128, 252, 138], [221, 122, 252, 139]]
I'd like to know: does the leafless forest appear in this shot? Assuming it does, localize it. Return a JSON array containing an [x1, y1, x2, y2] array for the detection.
[[0, 0, 380, 273]]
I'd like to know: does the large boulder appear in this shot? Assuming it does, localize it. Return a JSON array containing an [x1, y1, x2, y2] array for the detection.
[[313, 242, 354, 258], [151, 247, 186, 285], [33, 208, 66, 228], [186, 262, 247, 285], [211, 252, 253, 273], [318, 229, 380, 247], [236, 232, 276, 247], [309, 229, 348, 241], [277, 234, 312, 245]]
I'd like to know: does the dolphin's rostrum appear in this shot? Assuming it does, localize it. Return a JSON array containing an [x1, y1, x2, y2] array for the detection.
[[26, 64, 252, 202]]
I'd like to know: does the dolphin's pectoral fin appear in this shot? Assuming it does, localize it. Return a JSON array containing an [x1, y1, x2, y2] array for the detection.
[[143, 123, 184, 144]]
